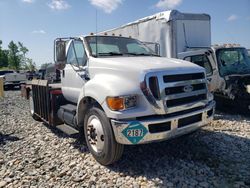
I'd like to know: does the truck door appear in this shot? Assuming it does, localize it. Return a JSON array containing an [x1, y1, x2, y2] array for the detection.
[[178, 50, 218, 91], [61, 39, 88, 103]]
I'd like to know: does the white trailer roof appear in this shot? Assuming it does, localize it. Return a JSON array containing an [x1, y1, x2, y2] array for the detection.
[[104, 10, 210, 33]]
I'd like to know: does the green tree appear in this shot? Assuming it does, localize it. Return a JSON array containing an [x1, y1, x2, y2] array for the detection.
[[18, 42, 29, 67], [8, 41, 20, 70], [18, 42, 28, 56], [0, 40, 9, 68], [24, 58, 36, 72]]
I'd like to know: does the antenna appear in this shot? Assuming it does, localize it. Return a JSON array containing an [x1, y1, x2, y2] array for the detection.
[[95, 9, 98, 57]]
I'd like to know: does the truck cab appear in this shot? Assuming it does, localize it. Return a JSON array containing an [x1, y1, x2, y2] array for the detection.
[[206, 45, 250, 112], [179, 46, 250, 107], [29, 35, 215, 165]]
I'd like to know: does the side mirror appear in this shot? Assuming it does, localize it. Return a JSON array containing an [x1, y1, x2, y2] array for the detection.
[[54, 39, 67, 70]]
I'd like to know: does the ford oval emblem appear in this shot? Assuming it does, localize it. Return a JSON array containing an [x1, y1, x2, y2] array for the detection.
[[183, 85, 193, 93]]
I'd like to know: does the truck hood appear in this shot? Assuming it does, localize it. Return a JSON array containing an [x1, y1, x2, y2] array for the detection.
[[90, 56, 204, 74]]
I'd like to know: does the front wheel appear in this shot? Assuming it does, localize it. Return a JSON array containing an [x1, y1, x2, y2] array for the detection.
[[84, 107, 124, 165]]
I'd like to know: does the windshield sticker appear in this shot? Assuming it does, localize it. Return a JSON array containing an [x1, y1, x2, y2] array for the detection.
[[122, 121, 148, 144]]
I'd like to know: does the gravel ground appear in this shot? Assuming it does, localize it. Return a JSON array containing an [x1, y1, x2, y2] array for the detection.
[[0, 91, 250, 188]]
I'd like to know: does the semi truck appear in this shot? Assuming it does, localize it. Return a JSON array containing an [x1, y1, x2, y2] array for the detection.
[[102, 10, 250, 112], [27, 35, 215, 165]]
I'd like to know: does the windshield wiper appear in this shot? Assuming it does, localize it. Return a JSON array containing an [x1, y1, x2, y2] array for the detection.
[[124, 52, 159, 56], [97, 52, 123, 56]]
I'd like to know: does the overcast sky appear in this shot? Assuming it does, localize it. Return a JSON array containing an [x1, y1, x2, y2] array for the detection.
[[0, 0, 250, 67]]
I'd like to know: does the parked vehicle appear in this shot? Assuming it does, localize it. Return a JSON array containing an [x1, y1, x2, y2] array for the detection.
[[0, 70, 27, 89], [44, 64, 61, 83], [37, 68, 46, 80], [209, 45, 250, 112], [25, 35, 215, 165], [247, 49, 250, 58], [102, 10, 250, 112]]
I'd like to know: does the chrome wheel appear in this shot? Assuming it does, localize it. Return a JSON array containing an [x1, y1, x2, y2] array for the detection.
[[87, 115, 105, 153]]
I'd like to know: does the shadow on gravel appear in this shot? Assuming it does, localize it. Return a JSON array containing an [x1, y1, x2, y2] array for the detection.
[[42, 123, 89, 153], [215, 110, 250, 121], [0, 132, 20, 146], [108, 129, 250, 186]]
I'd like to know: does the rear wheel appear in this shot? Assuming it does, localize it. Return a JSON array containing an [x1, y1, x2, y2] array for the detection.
[[29, 92, 42, 121], [84, 107, 124, 165]]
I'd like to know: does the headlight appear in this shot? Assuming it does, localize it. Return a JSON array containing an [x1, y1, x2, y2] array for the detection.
[[106, 95, 137, 111]]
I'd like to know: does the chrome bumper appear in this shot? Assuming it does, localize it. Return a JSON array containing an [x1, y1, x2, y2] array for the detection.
[[111, 100, 215, 145]]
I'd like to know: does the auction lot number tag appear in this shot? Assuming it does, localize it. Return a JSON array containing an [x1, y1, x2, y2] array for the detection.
[[122, 121, 148, 144]]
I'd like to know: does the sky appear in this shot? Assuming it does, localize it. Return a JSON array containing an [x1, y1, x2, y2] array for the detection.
[[0, 0, 250, 67]]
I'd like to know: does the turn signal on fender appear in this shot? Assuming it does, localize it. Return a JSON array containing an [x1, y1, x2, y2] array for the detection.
[[106, 95, 137, 111], [106, 97, 125, 111]]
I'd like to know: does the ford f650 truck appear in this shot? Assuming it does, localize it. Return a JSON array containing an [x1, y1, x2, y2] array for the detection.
[[27, 35, 215, 165], [102, 10, 250, 112]]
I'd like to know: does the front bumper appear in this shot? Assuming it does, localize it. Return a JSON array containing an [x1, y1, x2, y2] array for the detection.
[[111, 100, 215, 145]]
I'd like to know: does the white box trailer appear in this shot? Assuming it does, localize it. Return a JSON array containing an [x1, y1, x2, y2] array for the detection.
[[101, 10, 211, 58]]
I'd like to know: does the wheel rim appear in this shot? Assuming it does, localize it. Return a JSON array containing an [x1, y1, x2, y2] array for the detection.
[[87, 115, 105, 153], [29, 94, 34, 115]]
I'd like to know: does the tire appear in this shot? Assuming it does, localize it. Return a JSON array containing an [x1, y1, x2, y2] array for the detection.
[[29, 92, 42, 121], [84, 107, 124, 165]]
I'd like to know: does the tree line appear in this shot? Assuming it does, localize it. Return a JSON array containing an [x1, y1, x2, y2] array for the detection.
[[0, 40, 36, 71]]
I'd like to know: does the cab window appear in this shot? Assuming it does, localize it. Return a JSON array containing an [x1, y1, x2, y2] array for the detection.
[[126, 43, 148, 54], [67, 40, 87, 66], [184, 55, 213, 76]]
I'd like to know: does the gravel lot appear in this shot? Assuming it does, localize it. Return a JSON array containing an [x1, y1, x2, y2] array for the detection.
[[0, 91, 250, 188]]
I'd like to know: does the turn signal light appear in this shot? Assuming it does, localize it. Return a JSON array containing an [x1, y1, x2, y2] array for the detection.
[[106, 97, 124, 111]]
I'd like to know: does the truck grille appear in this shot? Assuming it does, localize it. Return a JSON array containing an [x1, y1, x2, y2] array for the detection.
[[146, 72, 208, 114], [166, 94, 207, 107], [163, 73, 204, 82]]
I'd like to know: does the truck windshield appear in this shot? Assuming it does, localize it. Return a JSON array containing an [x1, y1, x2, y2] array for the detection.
[[216, 48, 250, 76], [85, 36, 157, 57]]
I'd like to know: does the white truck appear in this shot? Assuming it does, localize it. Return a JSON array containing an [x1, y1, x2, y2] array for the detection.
[[102, 10, 250, 112], [0, 70, 27, 89], [26, 35, 215, 165]]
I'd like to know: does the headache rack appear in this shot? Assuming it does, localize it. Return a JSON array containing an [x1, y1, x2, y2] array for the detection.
[[31, 80, 64, 126]]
